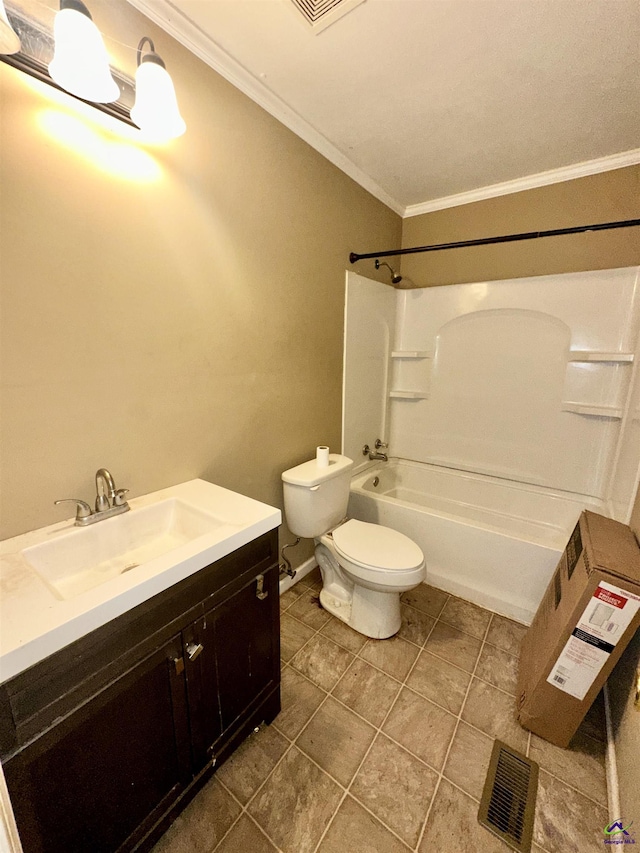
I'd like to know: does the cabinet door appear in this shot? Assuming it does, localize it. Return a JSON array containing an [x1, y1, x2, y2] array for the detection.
[[183, 613, 222, 773], [3, 635, 191, 853], [213, 566, 280, 733]]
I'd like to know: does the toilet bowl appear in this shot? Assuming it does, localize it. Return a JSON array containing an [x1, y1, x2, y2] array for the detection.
[[282, 453, 426, 639], [316, 519, 426, 638]]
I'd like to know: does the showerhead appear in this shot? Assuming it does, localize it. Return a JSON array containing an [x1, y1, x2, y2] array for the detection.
[[375, 259, 403, 284]]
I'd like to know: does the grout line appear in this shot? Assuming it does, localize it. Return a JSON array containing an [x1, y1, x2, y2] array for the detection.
[[209, 777, 247, 852], [414, 611, 494, 851], [244, 811, 287, 853]]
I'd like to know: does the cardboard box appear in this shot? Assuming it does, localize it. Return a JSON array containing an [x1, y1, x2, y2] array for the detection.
[[517, 510, 640, 747]]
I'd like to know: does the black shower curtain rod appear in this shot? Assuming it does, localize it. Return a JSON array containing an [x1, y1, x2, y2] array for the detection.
[[348, 218, 640, 264]]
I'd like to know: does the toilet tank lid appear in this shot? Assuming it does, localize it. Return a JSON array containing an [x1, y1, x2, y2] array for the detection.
[[282, 454, 353, 487]]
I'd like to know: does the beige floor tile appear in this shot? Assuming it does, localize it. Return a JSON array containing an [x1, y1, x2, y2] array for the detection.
[[425, 621, 482, 673], [287, 588, 332, 630], [398, 604, 435, 647], [475, 643, 519, 695], [317, 795, 412, 853], [214, 815, 278, 853], [280, 613, 315, 662], [439, 596, 492, 640], [461, 678, 528, 753], [216, 725, 289, 805], [486, 613, 528, 656], [297, 696, 376, 786], [152, 778, 241, 853], [351, 734, 438, 847], [406, 649, 471, 715], [401, 583, 448, 618], [248, 746, 343, 853], [533, 770, 608, 853], [273, 666, 326, 740], [279, 586, 304, 612], [291, 634, 354, 691], [419, 779, 511, 852], [332, 658, 402, 727], [359, 635, 419, 681], [529, 729, 607, 807], [443, 721, 494, 800], [320, 616, 368, 654], [383, 687, 457, 771]]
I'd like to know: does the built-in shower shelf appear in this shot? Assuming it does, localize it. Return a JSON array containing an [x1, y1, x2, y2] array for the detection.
[[390, 351, 431, 359], [389, 389, 429, 400], [568, 351, 634, 363], [562, 402, 624, 418]]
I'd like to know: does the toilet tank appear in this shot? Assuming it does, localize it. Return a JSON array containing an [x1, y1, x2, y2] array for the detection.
[[282, 454, 354, 539]]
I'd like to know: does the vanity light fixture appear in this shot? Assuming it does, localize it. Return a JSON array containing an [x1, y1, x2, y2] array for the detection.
[[130, 36, 185, 139], [0, 0, 20, 53], [48, 0, 119, 103], [0, 4, 186, 139]]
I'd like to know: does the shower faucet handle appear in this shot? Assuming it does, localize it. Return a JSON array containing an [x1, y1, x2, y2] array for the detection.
[[375, 439, 388, 449]]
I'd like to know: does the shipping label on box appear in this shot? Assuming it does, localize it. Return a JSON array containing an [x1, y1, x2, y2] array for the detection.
[[546, 581, 640, 700]]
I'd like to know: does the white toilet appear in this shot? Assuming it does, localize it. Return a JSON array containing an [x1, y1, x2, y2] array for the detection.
[[282, 453, 426, 639]]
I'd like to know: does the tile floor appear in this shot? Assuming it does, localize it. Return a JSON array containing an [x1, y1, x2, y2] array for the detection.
[[153, 569, 609, 853]]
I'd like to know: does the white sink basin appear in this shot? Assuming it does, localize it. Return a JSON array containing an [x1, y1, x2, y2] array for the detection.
[[21, 499, 226, 600], [0, 479, 281, 682]]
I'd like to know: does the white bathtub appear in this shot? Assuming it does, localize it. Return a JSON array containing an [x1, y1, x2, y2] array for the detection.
[[348, 459, 604, 624]]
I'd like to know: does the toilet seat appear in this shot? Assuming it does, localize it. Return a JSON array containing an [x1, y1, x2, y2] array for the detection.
[[331, 519, 425, 589]]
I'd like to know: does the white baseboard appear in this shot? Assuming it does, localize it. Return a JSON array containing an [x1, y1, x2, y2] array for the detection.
[[603, 683, 621, 822]]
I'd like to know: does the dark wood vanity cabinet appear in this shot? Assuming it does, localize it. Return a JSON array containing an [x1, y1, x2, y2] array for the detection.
[[0, 529, 280, 853]]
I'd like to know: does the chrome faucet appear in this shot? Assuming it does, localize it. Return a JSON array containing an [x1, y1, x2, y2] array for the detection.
[[95, 468, 116, 511], [362, 439, 388, 462], [55, 468, 130, 526]]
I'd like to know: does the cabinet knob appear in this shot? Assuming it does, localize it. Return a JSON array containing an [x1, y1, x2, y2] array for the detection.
[[256, 574, 268, 600], [186, 642, 204, 662]]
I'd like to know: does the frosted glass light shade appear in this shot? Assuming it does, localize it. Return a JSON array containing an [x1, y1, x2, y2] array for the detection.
[[0, 0, 21, 54], [131, 57, 186, 140], [48, 2, 119, 103]]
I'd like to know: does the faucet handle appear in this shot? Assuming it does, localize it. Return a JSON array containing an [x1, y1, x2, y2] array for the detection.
[[54, 499, 93, 521], [375, 439, 388, 449], [113, 488, 129, 507]]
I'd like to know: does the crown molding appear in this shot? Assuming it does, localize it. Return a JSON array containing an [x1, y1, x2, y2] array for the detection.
[[124, 2, 639, 221], [124, 0, 404, 215], [403, 149, 640, 218]]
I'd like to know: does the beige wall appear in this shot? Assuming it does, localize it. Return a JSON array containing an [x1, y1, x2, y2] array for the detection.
[[400, 166, 640, 287], [0, 0, 400, 547]]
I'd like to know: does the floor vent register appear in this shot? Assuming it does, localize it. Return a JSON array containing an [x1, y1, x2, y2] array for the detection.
[[477, 740, 539, 853]]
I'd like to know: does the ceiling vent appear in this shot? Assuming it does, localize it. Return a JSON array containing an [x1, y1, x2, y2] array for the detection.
[[288, 0, 366, 34]]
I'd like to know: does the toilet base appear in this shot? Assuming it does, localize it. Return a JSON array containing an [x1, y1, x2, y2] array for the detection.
[[315, 542, 402, 639]]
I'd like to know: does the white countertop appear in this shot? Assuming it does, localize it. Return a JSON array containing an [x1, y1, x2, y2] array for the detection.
[[0, 479, 281, 682]]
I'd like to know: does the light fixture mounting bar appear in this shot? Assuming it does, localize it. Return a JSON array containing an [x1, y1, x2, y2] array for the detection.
[[0, 5, 135, 128]]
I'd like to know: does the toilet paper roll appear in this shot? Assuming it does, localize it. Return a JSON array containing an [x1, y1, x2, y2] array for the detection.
[[316, 446, 330, 467]]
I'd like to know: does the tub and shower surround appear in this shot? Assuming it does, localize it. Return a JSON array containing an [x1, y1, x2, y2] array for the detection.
[[343, 267, 640, 623]]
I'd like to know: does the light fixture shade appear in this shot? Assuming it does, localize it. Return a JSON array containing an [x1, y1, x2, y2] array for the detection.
[[48, 0, 119, 103], [131, 54, 186, 140], [0, 0, 21, 54]]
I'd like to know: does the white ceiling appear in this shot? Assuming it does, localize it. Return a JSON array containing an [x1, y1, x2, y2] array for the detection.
[[128, 0, 640, 216]]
